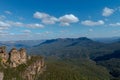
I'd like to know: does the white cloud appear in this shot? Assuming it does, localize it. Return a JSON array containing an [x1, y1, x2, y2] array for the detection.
[[22, 30, 31, 33], [9, 33, 15, 35], [102, 7, 114, 17], [7, 21, 24, 27], [42, 17, 58, 24], [0, 21, 10, 30], [0, 31, 9, 35], [0, 20, 45, 30], [26, 23, 44, 28], [109, 22, 120, 26], [0, 21, 24, 29], [60, 22, 70, 26], [59, 14, 79, 26], [33, 12, 58, 24], [34, 12, 49, 19], [0, 21, 10, 27], [89, 29, 93, 32], [34, 12, 79, 26], [45, 31, 53, 34], [0, 27, 9, 30], [4, 11, 12, 15], [81, 20, 104, 26]]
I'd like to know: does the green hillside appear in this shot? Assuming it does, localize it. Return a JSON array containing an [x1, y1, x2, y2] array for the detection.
[[29, 37, 120, 80], [38, 58, 110, 80]]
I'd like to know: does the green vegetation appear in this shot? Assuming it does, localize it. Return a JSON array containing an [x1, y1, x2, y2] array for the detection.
[[3, 67, 24, 80], [0, 56, 43, 80], [38, 58, 110, 80], [0, 56, 111, 80], [97, 59, 120, 80], [29, 37, 120, 80]]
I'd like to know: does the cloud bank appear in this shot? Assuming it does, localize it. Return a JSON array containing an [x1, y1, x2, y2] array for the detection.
[[81, 20, 104, 26]]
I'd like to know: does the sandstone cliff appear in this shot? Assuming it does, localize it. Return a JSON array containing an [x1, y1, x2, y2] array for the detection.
[[22, 58, 45, 80], [0, 46, 45, 80], [9, 48, 27, 67]]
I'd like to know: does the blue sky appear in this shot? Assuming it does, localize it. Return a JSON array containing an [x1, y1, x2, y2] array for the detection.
[[0, 0, 120, 41]]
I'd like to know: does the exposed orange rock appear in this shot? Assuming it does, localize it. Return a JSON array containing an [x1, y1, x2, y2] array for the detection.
[[9, 48, 27, 67], [0, 46, 27, 67]]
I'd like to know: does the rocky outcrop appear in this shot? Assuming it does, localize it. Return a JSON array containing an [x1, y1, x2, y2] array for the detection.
[[0, 46, 27, 67], [19, 48, 27, 63], [9, 48, 27, 67], [22, 58, 45, 80], [0, 46, 45, 80], [0, 46, 8, 64]]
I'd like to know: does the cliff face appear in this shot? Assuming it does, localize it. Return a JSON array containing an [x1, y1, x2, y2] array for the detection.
[[0, 46, 27, 68], [0, 46, 45, 80], [0, 46, 8, 64], [22, 58, 45, 80], [9, 48, 27, 67]]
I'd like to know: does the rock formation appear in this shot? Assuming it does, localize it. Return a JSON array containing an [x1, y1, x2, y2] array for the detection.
[[0, 46, 27, 67], [22, 58, 45, 80], [0, 46, 45, 80], [9, 48, 27, 67], [0, 46, 8, 64], [19, 48, 27, 63]]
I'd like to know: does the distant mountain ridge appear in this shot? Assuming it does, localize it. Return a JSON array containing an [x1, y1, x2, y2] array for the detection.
[[35, 37, 99, 47], [28, 37, 120, 60], [29, 37, 107, 59], [0, 40, 45, 52], [93, 37, 120, 43]]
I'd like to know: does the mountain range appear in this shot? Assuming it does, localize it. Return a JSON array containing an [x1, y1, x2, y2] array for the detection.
[[30, 37, 120, 80], [0, 37, 120, 80]]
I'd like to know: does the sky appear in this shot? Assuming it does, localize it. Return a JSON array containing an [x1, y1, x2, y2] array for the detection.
[[0, 0, 120, 41]]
